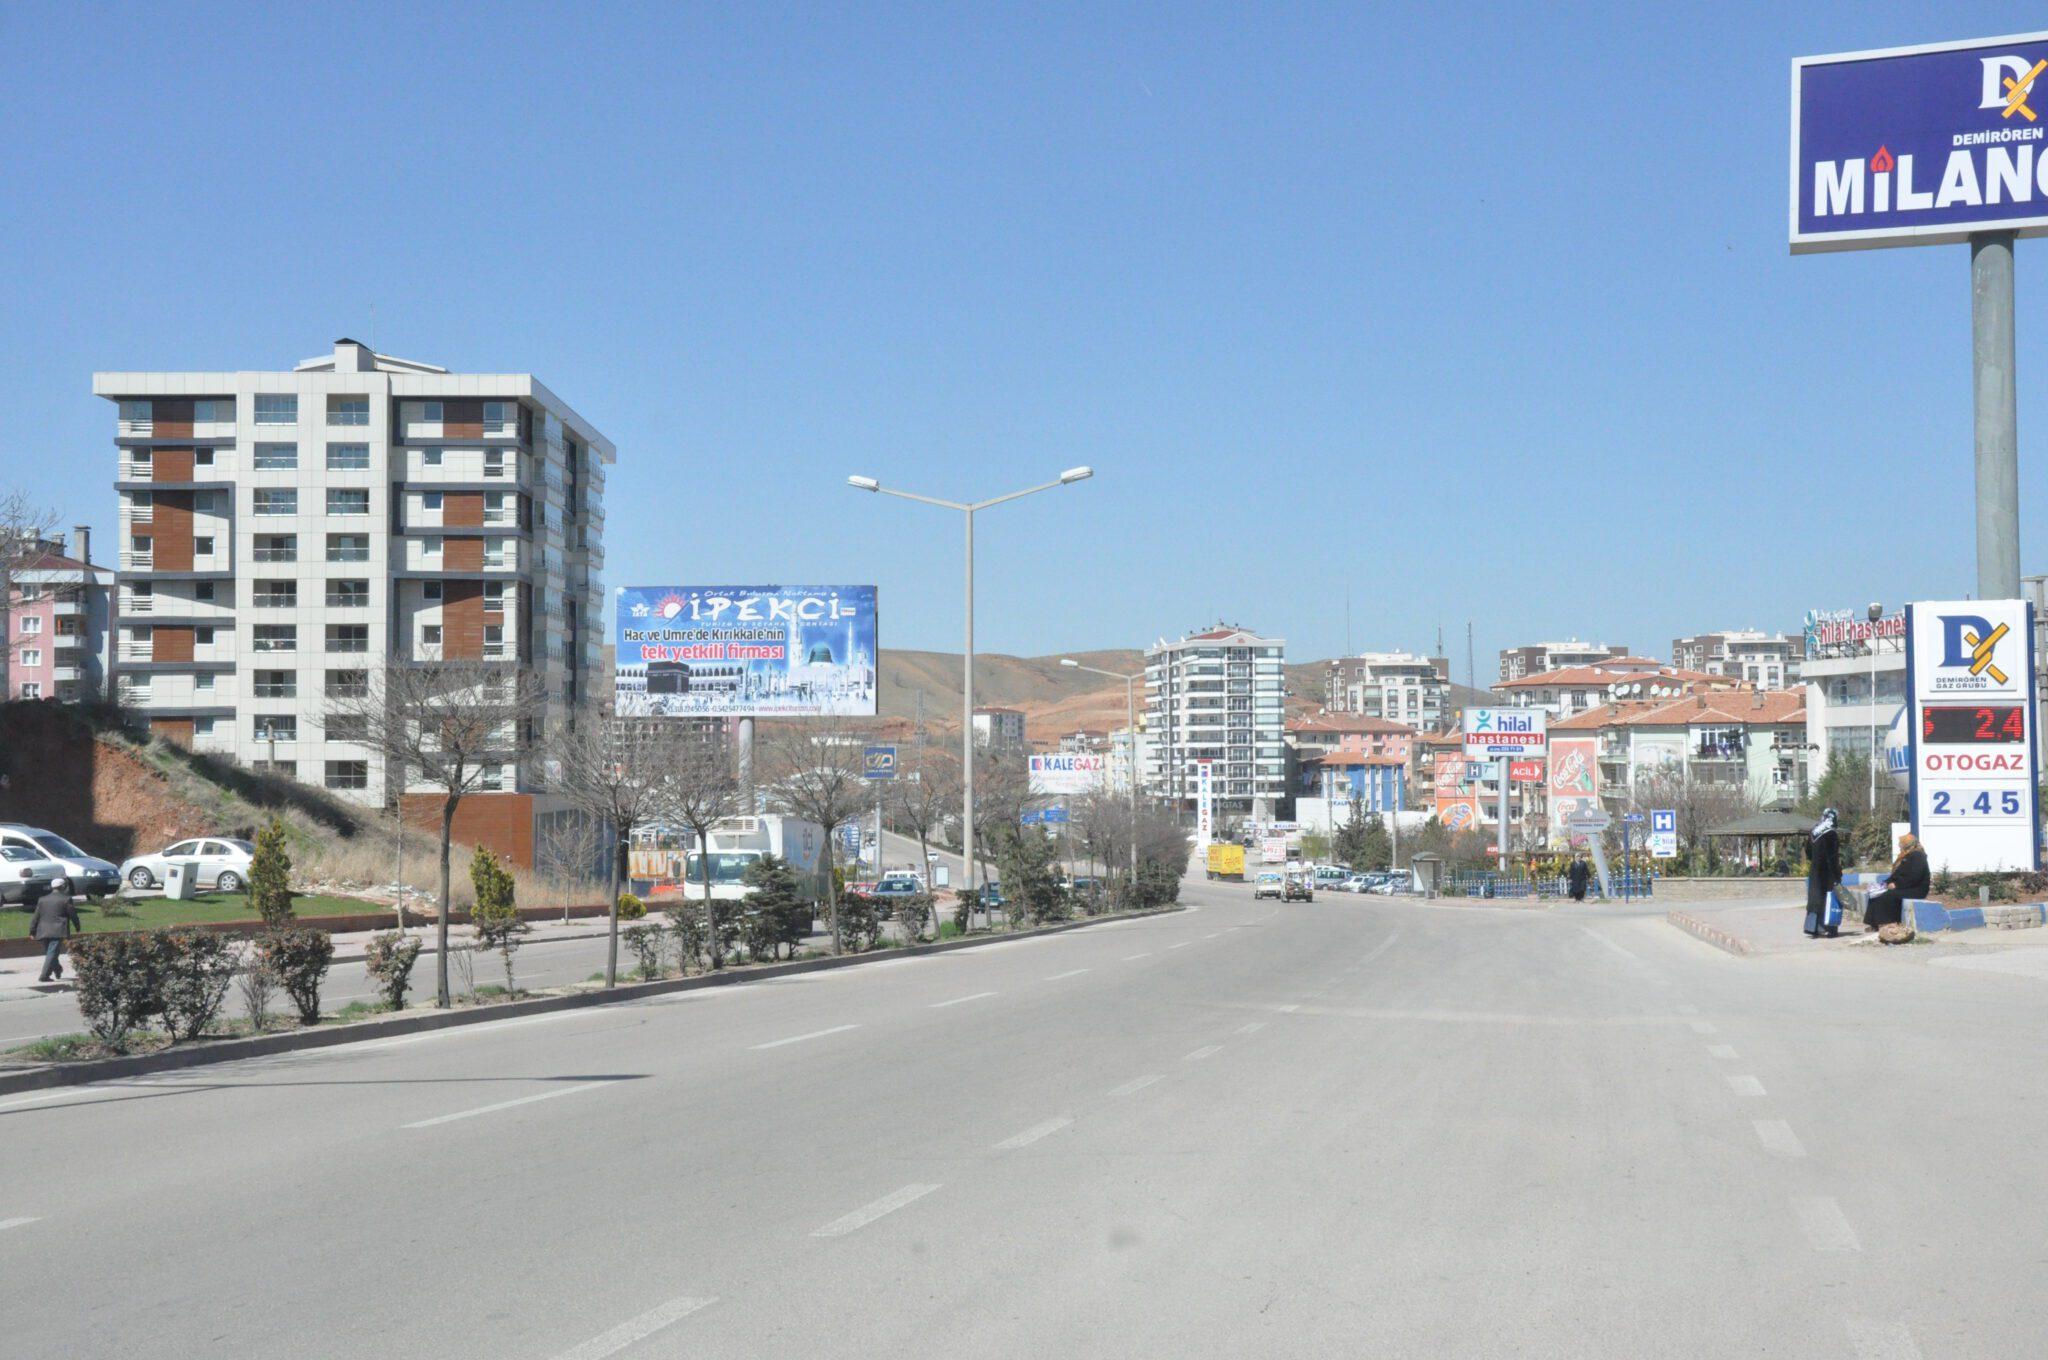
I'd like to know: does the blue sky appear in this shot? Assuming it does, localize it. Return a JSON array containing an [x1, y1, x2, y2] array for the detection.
[[3, 2, 2043, 678]]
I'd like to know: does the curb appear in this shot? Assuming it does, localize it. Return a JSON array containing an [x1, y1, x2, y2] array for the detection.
[[0, 906, 1184, 1095], [1666, 910, 1754, 957], [1906, 899, 2048, 935]]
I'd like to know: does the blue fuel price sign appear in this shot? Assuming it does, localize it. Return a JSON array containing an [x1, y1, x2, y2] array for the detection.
[[1904, 599, 2041, 871]]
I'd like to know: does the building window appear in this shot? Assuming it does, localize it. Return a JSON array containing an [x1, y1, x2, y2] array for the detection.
[[423, 581, 443, 601], [192, 398, 234, 423], [253, 580, 297, 608], [327, 669, 369, 698], [325, 715, 368, 743], [128, 490, 153, 519], [328, 396, 369, 426], [251, 760, 296, 778], [194, 717, 215, 736], [194, 673, 213, 692], [251, 625, 296, 653], [118, 399, 150, 428], [19, 682, 40, 700], [194, 448, 214, 466], [484, 449, 507, 477], [130, 535, 151, 557], [327, 488, 370, 516], [423, 536, 444, 561], [420, 624, 443, 648], [484, 581, 506, 607], [423, 448, 443, 466], [254, 535, 296, 563], [422, 400, 443, 422], [327, 624, 369, 653], [484, 624, 505, 658], [326, 579, 369, 608], [327, 534, 369, 563], [17, 616, 40, 636], [253, 488, 297, 516], [193, 536, 214, 557], [484, 401, 513, 434], [254, 443, 297, 470], [194, 626, 214, 646], [196, 583, 217, 603], [18, 649, 39, 668], [480, 764, 505, 791], [325, 760, 369, 790], [326, 443, 370, 471], [254, 394, 297, 425], [252, 716, 297, 743], [253, 670, 296, 699], [422, 491, 443, 511]]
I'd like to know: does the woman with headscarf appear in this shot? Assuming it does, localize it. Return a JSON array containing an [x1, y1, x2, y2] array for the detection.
[[1804, 807, 1843, 938], [1862, 832, 1930, 931]]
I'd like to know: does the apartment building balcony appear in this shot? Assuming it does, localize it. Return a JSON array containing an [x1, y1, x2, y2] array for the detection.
[[49, 598, 83, 618], [51, 665, 81, 684], [121, 550, 153, 571]]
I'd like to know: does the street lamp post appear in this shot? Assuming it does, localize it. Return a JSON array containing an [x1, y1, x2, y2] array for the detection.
[[848, 468, 1093, 926], [1867, 601, 1883, 817], [1061, 658, 1141, 891]]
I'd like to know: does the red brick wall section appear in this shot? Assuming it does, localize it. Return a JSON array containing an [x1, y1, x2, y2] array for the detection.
[[443, 537, 483, 571], [153, 447, 195, 481], [150, 718, 195, 747], [152, 398, 193, 439], [402, 791, 535, 868], [152, 491, 194, 570], [443, 492, 484, 527], [442, 580, 484, 659], [442, 399, 483, 439]]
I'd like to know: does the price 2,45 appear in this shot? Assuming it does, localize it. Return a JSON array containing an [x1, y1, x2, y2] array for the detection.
[[1930, 789, 2024, 817]]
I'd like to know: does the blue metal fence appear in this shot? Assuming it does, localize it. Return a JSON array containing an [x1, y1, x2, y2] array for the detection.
[[1443, 871, 1654, 900]]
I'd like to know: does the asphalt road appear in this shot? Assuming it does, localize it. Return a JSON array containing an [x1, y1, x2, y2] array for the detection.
[[1, 877, 2043, 1357]]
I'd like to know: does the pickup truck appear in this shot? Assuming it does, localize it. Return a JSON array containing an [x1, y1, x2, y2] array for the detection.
[[1283, 875, 1315, 903]]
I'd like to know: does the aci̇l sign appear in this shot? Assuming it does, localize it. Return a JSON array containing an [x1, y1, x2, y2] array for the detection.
[[1792, 31, 2048, 252]]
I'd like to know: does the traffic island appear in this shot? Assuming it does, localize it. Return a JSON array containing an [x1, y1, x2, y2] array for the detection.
[[0, 905, 1185, 1096]]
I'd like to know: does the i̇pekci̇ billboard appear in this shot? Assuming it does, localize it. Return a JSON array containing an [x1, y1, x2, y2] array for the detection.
[[614, 585, 878, 718], [1792, 31, 2048, 253]]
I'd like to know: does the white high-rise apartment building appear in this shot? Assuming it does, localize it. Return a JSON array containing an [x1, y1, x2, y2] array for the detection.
[[1671, 630, 1805, 689], [1143, 625, 1286, 821], [97, 339, 613, 866], [1324, 651, 1448, 729]]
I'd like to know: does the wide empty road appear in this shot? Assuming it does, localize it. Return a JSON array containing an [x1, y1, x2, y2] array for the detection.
[[1, 877, 2042, 1358]]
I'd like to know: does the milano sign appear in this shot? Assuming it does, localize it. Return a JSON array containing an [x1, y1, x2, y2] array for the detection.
[[1792, 30, 2048, 252]]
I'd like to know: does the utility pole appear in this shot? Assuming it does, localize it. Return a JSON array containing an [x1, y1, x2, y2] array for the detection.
[[1972, 231, 2021, 600], [1467, 622, 1476, 691]]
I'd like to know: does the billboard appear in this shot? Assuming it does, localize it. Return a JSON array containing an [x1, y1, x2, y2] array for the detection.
[[1464, 708, 1547, 758], [1029, 752, 1109, 796], [614, 585, 877, 718], [1792, 31, 2048, 253], [1195, 760, 1215, 847], [1905, 598, 2040, 871], [1548, 737, 1599, 847]]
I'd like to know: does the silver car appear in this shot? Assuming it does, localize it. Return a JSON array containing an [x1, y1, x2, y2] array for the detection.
[[120, 837, 257, 893], [0, 844, 62, 905]]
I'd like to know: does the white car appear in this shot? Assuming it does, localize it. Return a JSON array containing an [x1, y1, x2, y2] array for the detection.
[[0, 844, 63, 906], [120, 837, 257, 893], [0, 824, 122, 901], [1252, 872, 1285, 901]]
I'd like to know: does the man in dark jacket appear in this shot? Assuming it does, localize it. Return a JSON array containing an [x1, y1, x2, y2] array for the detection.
[[31, 877, 82, 982], [1566, 855, 1591, 902]]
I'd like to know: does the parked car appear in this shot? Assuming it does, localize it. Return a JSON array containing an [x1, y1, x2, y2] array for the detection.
[[1252, 871, 1285, 901], [119, 837, 257, 893], [0, 844, 62, 906], [0, 824, 121, 901], [872, 872, 927, 899]]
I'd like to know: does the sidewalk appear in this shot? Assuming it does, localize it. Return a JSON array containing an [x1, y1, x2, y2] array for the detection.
[[1667, 894, 2048, 959]]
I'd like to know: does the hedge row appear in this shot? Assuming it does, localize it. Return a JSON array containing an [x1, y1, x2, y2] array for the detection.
[[69, 926, 333, 1048]]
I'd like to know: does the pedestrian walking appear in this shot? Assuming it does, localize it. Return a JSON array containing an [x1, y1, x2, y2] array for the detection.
[[1862, 832, 1929, 930], [31, 876, 83, 982], [1803, 808, 1843, 938], [1566, 854, 1591, 903]]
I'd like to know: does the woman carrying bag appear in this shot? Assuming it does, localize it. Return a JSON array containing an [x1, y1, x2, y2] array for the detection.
[[1804, 808, 1843, 938]]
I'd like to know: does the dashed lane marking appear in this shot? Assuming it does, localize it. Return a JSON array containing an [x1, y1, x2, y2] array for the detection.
[[1123, 953, 1153, 961], [1108, 1075, 1163, 1097], [993, 1117, 1073, 1150], [749, 1024, 861, 1051], [1689, 1020, 1718, 1035], [1754, 1119, 1807, 1158], [0, 1217, 38, 1232], [811, 1184, 941, 1238], [1706, 1044, 1739, 1060], [1726, 1074, 1767, 1097], [1183, 1045, 1223, 1061], [1043, 969, 1091, 981], [1793, 1196, 1861, 1252], [403, 1082, 607, 1130], [1236, 1021, 1267, 1034], [551, 1296, 718, 1360], [928, 991, 997, 1009]]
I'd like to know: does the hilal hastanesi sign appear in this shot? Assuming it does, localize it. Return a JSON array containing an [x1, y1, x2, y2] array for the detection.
[[1793, 31, 2048, 252]]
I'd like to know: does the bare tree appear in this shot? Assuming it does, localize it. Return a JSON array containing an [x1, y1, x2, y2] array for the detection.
[[970, 748, 1030, 924], [548, 713, 709, 988], [1, 490, 58, 701], [763, 717, 875, 954], [890, 740, 958, 939], [328, 661, 544, 1007], [647, 726, 739, 967], [1631, 765, 1759, 863]]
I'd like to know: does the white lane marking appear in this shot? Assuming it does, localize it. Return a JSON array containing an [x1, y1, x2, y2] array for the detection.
[[1123, 952, 1153, 961], [1167, 942, 1192, 950], [1358, 931, 1403, 966], [1727, 1074, 1767, 1097], [1706, 1044, 1739, 1060], [1844, 1318, 1923, 1359], [1044, 968, 1091, 981], [0, 1089, 110, 1113], [993, 1117, 1072, 1150], [1276, 1004, 1301, 1013], [1577, 925, 1646, 965], [0, 1217, 38, 1232], [1204, 932, 1223, 939], [1754, 1119, 1807, 1158], [1184, 1045, 1222, 1061], [929, 991, 997, 1009], [1108, 1074, 1163, 1097], [1236, 1021, 1267, 1034], [1689, 1020, 1718, 1035], [749, 1023, 861, 1051], [1228, 925, 1245, 930], [811, 1184, 941, 1238], [404, 1082, 606, 1129], [551, 1296, 718, 1360], [1793, 1196, 1861, 1252]]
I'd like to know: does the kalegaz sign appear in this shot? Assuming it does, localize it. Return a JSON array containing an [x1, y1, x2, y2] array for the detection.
[[1792, 31, 2048, 252]]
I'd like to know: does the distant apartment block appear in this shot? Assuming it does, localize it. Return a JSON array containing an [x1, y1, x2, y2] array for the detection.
[[1324, 651, 1449, 729], [1143, 625, 1286, 820], [1671, 630, 1805, 689], [97, 339, 613, 865], [1498, 640, 1630, 683], [971, 706, 1027, 751], [7, 528, 113, 702]]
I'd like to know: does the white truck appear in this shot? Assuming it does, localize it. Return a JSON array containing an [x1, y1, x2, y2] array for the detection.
[[631, 814, 829, 905]]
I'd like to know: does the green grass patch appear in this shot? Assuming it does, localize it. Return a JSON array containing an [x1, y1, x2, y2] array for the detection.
[[8, 1031, 172, 1062], [0, 893, 386, 939]]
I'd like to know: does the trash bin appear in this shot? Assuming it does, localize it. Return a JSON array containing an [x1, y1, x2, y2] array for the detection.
[[164, 859, 199, 901]]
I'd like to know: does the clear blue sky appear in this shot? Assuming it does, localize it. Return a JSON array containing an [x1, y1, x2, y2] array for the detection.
[[3, 2, 2042, 679]]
